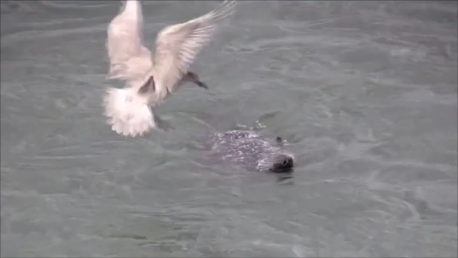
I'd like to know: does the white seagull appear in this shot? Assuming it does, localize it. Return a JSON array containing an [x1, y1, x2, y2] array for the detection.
[[103, 0, 236, 137]]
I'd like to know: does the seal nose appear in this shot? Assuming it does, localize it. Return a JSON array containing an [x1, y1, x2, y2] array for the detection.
[[282, 157, 293, 167], [272, 155, 294, 173], [281, 157, 293, 168]]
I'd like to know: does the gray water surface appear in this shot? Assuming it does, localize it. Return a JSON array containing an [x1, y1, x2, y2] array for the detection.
[[1, 1, 457, 257]]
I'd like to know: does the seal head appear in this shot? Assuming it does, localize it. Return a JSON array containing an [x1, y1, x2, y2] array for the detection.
[[269, 154, 294, 173], [205, 130, 295, 173]]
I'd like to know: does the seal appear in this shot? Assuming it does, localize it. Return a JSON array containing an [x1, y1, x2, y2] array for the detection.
[[202, 130, 295, 173]]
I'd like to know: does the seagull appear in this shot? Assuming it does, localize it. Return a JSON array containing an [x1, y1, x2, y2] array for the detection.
[[103, 0, 236, 137]]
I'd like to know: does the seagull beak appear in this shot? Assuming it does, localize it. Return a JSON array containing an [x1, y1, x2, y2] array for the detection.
[[195, 80, 209, 89], [184, 72, 209, 89]]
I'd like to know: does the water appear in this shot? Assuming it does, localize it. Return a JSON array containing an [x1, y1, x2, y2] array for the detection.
[[1, 1, 457, 257]]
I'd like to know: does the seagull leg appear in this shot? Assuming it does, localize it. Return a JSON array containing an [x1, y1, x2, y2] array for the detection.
[[138, 76, 156, 95]]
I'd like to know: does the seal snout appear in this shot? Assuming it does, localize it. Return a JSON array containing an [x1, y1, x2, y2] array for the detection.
[[270, 154, 294, 173]]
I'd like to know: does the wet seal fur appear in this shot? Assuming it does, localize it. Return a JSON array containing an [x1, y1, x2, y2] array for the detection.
[[203, 129, 295, 174]]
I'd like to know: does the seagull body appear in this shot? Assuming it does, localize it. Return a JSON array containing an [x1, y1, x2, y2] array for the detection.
[[103, 0, 236, 137]]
